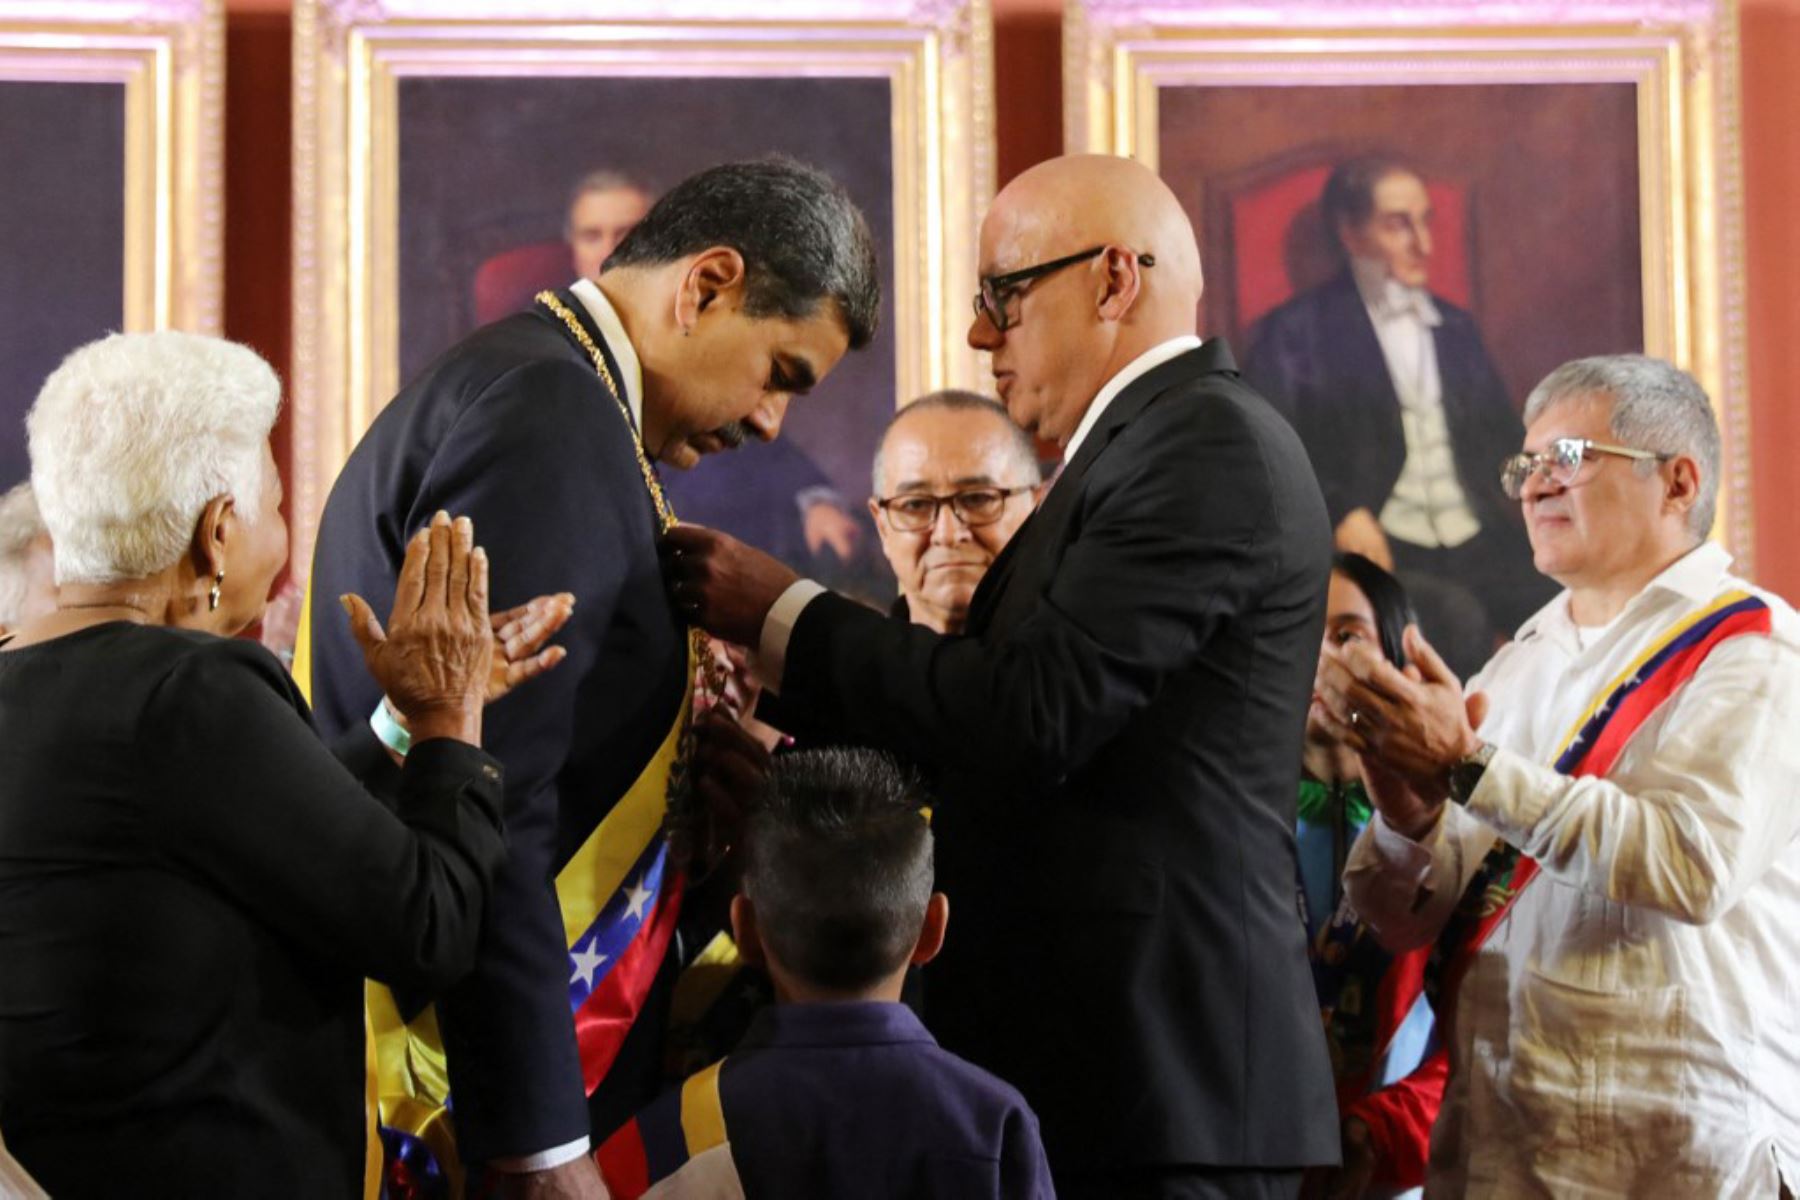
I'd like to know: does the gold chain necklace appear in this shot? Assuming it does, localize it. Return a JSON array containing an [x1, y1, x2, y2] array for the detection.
[[535, 290, 676, 533], [535, 291, 732, 847]]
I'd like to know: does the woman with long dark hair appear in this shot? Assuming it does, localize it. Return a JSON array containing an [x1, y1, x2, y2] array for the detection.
[[1299, 553, 1440, 1200]]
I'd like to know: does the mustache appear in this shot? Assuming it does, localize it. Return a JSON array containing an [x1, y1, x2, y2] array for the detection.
[[711, 420, 749, 449]]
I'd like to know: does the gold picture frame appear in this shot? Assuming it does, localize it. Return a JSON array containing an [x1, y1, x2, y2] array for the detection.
[[0, 0, 222, 486], [290, 0, 996, 576], [1065, 0, 1751, 566]]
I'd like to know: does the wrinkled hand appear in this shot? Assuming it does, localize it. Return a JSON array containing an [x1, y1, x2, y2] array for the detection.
[[660, 523, 799, 647], [341, 510, 490, 746], [1333, 507, 1394, 571], [488, 592, 575, 703], [803, 502, 862, 561], [1314, 624, 1483, 792]]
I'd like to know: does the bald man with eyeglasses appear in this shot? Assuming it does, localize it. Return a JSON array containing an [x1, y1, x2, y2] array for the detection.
[[667, 153, 1340, 1199]]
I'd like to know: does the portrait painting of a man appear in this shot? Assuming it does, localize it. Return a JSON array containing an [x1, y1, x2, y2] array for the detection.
[[1241, 155, 1556, 667], [1161, 82, 1643, 668]]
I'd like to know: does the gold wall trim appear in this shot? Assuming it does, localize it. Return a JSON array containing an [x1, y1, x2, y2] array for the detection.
[[0, 1, 224, 340], [1066, 0, 1751, 571]]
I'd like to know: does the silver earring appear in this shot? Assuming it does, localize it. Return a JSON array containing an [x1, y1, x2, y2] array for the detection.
[[208, 571, 224, 612]]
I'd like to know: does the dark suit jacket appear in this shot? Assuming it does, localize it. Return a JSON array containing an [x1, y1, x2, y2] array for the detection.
[[602, 1003, 1053, 1199], [306, 291, 688, 1161], [1242, 270, 1525, 536], [766, 342, 1340, 1173], [0, 626, 504, 1199]]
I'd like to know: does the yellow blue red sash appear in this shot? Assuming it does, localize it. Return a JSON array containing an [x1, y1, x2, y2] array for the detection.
[[594, 1058, 733, 1198], [297, 581, 693, 1198], [1430, 589, 1773, 1010], [295, 291, 704, 1197]]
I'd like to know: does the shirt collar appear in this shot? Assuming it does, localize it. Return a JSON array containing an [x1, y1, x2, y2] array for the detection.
[[1641, 539, 1734, 604], [1350, 256, 1442, 327], [1061, 334, 1205, 462], [739, 1001, 936, 1052], [1515, 540, 1734, 650], [569, 277, 644, 433]]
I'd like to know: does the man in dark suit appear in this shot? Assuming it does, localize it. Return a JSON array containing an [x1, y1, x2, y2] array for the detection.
[[1243, 156, 1554, 651], [302, 158, 879, 1198], [667, 153, 1339, 1198]]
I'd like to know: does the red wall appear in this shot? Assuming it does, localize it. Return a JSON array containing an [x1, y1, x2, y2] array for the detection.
[[222, 0, 1800, 600], [1741, 0, 1800, 601]]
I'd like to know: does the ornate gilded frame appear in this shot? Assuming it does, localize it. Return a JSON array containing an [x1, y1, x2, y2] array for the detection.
[[1065, 0, 1751, 565], [0, 0, 223, 336], [291, 0, 994, 574]]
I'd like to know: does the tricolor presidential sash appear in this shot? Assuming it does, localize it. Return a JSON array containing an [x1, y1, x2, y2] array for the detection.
[[296, 587, 694, 1200], [291, 290, 709, 1198], [368, 651, 693, 1200], [1427, 588, 1774, 1013]]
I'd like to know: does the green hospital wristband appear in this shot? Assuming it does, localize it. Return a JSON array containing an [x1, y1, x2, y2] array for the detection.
[[369, 698, 412, 757]]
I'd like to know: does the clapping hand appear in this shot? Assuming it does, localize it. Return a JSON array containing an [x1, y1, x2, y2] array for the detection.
[[341, 510, 491, 747], [487, 592, 575, 704], [1314, 625, 1490, 837]]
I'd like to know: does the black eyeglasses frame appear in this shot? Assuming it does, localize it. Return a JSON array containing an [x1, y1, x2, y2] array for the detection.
[[972, 246, 1157, 333]]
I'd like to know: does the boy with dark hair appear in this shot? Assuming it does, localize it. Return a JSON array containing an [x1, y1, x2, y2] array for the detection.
[[596, 748, 1053, 1199]]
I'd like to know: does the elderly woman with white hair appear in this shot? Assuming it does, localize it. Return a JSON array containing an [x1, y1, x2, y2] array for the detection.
[[0, 332, 563, 1197]]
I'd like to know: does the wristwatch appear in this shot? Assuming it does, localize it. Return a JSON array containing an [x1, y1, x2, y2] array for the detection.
[[1446, 740, 1498, 807]]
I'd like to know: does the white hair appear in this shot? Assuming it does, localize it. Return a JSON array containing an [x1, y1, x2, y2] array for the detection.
[[1522, 354, 1720, 540], [27, 331, 281, 585], [0, 482, 47, 624]]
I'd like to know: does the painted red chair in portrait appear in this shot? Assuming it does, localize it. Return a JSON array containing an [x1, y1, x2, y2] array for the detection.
[[471, 240, 572, 327], [1209, 156, 1474, 340]]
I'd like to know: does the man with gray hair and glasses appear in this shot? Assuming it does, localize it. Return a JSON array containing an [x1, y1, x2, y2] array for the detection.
[[1315, 353, 1799, 1197], [868, 390, 1041, 634]]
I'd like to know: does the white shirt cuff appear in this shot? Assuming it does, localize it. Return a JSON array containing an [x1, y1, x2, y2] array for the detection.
[[488, 1136, 591, 1173], [1460, 746, 1548, 839], [1369, 807, 1441, 881], [752, 579, 827, 695]]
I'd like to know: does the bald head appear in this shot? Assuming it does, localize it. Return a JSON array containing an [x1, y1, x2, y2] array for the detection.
[[971, 155, 1205, 444], [991, 156, 1202, 325]]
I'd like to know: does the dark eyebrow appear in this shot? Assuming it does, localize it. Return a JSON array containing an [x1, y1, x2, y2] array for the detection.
[[773, 355, 817, 395]]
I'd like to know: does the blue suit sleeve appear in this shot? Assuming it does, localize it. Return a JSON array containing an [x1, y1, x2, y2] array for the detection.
[[407, 357, 638, 1161]]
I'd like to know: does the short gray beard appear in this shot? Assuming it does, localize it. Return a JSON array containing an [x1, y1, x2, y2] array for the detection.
[[712, 420, 749, 448]]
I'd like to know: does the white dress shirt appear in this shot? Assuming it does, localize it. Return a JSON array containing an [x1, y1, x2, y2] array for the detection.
[[1350, 258, 1480, 550], [571, 276, 644, 431], [489, 276, 645, 1175], [754, 336, 1204, 689], [1345, 541, 1800, 1197]]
